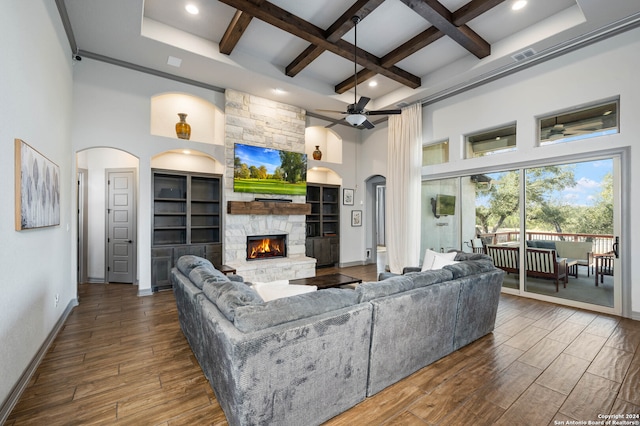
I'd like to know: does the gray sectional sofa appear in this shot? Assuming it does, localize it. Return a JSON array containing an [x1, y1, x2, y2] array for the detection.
[[171, 252, 504, 426]]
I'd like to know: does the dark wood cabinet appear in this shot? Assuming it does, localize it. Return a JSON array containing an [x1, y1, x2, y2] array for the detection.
[[306, 183, 340, 267], [151, 170, 222, 291]]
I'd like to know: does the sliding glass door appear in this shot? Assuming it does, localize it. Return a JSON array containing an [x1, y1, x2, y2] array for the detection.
[[423, 156, 621, 314], [523, 159, 618, 309]]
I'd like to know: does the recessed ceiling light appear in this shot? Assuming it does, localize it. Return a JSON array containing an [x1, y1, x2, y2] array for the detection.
[[182, 149, 191, 155], [368, 81, 378, 87], [512, 0, 527, 11], [273, 88, 286, 95], [185, 4, 199, 15]]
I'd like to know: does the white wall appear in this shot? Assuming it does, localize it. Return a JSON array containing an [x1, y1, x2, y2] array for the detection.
[[362, 27, 640, 317], [72, 59, 226, 294], [0, 0, 74, 407]]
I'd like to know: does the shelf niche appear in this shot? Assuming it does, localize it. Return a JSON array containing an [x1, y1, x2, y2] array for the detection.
[[150, 93, 224, 144]]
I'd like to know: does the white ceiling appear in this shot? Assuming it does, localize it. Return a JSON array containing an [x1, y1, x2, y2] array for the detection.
[[60, 0, 640, 125]]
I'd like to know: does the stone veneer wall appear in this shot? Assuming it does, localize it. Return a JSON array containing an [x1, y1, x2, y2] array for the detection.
[[223, 89, 316, 281]]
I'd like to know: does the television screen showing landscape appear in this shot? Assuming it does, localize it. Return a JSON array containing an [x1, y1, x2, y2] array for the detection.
[[233, 143, 307, 196]]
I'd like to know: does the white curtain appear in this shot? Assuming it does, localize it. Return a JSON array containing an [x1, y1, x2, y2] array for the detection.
[[386, 103, 422, 273]]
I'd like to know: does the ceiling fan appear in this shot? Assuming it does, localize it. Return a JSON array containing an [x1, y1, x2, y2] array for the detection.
[[317, 16, 402, 129]]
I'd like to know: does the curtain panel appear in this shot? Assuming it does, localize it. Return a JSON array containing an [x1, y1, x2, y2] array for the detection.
[[386, 104, 422, 273]]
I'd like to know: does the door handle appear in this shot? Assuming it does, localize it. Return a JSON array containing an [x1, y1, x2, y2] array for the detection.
[[127, 240, 133, 244], [612, 236, 619, 258]]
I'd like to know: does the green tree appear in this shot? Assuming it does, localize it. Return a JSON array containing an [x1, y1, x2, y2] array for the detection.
[[279, 152, 307, 183], [258, 165, 268, 180], [475, 165, 576, 234], [249, 165, 260, 179], [476, 171, 520, 234], [572, 172, 613, 235], [524, 165, 576, 234], [237, 163, 250, 179]]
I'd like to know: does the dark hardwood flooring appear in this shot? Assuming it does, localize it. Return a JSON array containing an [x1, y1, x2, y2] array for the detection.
[[6, 264, 640, 425]]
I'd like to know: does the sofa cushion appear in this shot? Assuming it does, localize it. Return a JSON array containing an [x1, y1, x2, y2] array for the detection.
[[188, 264, 230, 289], [527, 240, 556, 250], [203, 280, 263, 322], [355, 275, 414, 302], [444, 259, 496, 279], [405, 268, 453, 288], [233, 288, 359, 333], [421, 249, 457, 271], [177, 255, 214, 277]]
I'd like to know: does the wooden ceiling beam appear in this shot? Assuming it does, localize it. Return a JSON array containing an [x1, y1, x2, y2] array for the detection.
[[452, 0, 507, 26], [217, 0, 421, 88], [334, 26, 444, 94], [286, 0, 385, 77], [399, 0, 491, 58], [219, 0, 265, 55]]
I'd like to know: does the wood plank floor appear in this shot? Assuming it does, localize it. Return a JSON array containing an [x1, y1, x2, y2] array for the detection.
[[6, 264, 640, 425]]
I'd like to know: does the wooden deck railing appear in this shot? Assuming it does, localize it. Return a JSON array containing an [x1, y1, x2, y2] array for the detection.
[[478, 231, 614, 254]]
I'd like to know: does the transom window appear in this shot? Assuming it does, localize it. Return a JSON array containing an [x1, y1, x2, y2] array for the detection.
[[465, 123, 517, 158], [538, 100, 618, 146], [422, 140, 449, 166]]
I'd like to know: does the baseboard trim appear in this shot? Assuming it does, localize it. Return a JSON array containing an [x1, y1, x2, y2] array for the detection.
[[0, 298, 78, 424], [631, 310, 640, 321], [338, 260, 366, 268], [138, 287, 153, 297]]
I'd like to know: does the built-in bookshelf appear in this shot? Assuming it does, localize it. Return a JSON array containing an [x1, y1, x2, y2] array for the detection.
[[151, 169, 222, 290], [306, 183, 340, 267]]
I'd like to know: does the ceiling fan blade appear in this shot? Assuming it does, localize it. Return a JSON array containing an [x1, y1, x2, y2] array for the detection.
[[316, 109, 347, 114], [355, 96, 370, 111], [367, 109, 402, 116], [361, 119, 375, 129]]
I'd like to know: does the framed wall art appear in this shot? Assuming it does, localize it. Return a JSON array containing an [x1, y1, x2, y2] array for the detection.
[[351, 210, 362, 227], [15, 139, 60, 230], [343, 188, 354, 205]]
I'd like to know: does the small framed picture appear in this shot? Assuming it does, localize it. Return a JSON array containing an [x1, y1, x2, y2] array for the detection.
[[351, 210, 362, 227], [343, 188, 354, 205]]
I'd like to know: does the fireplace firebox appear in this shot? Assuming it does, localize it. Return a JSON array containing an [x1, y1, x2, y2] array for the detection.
[[246, 234, 287, 260]]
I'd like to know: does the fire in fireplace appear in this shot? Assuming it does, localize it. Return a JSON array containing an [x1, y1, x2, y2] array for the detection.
[[246, 234, 287, 260]]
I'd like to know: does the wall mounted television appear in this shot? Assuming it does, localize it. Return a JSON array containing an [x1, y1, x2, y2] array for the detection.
[[233, 143, 307, 196], [431, 194, 456, 218]]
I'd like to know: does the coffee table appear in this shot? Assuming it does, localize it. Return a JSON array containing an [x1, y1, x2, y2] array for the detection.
[[289, 273, 362, 290]]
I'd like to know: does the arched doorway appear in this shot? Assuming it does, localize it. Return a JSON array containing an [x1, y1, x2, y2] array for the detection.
[[76, 148, 139, 286]]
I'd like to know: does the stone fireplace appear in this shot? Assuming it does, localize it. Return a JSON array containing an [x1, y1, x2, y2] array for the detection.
[[222, 89, 316, 282], [246, 234, 287, 260]]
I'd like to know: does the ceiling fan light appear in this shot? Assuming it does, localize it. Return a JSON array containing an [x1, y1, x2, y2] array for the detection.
[[346, 114, 366, 126]]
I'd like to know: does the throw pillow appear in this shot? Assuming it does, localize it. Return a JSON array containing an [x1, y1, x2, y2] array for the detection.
[[431, 255, 459, 270], [421, 249, 457, 271], [255, 284, 317, 302]]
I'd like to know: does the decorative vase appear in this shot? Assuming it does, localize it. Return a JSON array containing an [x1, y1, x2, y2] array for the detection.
[[175, 113, 191, 140], [312, 145, 322, 160]]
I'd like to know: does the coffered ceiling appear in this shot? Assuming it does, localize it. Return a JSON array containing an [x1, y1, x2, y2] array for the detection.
[[58, 0, 640, 126]]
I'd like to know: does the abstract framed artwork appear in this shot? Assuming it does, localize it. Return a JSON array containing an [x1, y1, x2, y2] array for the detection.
[[15, 139, 60, 230]]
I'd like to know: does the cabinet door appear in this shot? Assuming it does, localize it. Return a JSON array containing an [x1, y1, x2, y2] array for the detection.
[[313, 238, 331, 266], [330, 238, 340, 264], [151, 248, 173, 290], [204, 243, 222, 268]]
